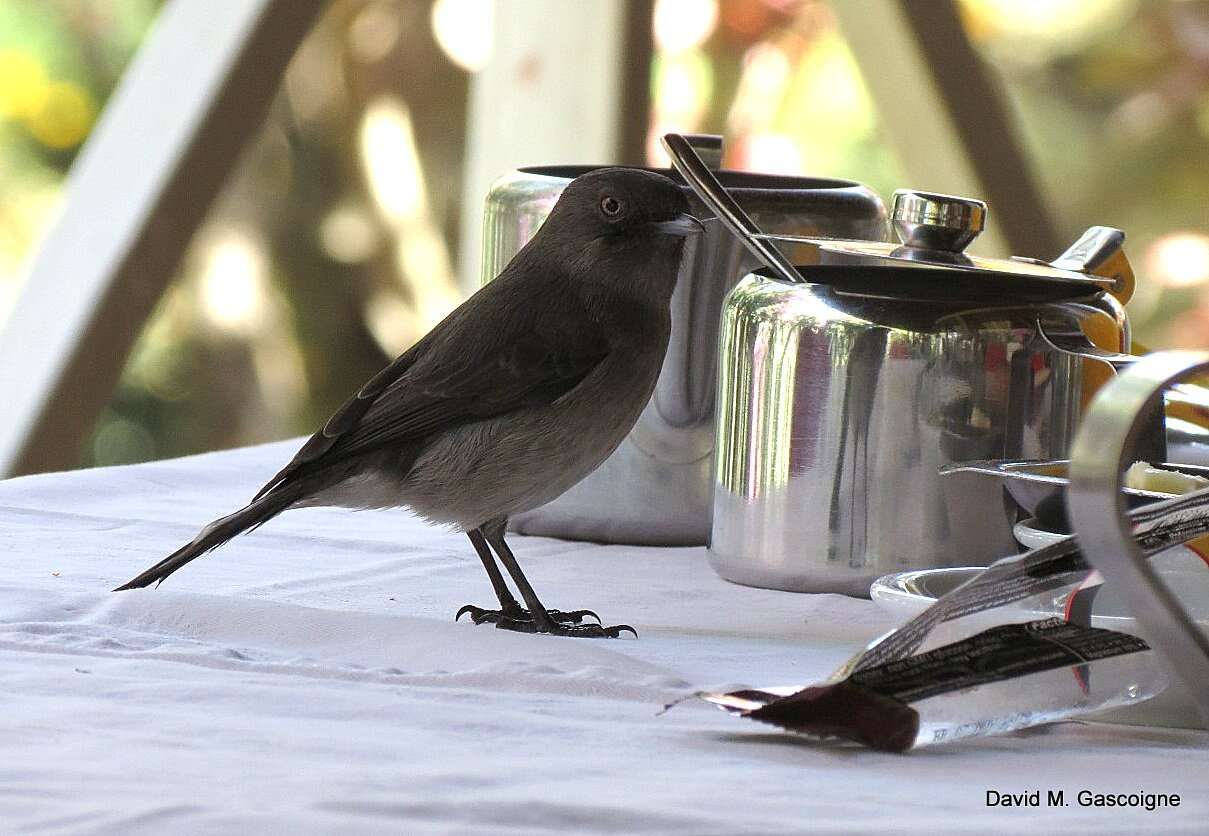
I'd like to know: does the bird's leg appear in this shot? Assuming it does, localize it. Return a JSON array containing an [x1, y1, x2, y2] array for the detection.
[[482, 520, 635, 639], [455, 526, 597, 626], [455, 528, 525, 623]]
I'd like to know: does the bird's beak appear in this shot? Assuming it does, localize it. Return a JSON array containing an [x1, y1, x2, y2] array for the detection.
[[649, 213, 706, 237]]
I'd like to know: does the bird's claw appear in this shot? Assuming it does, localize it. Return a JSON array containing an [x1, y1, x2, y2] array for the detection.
[[455, 604, 600, 626], [493, 615, 637, 639], [456, 603, 489, 623], [552, 608, 601, 625]]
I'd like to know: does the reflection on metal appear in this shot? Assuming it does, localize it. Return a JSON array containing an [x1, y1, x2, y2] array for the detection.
[[1036, 318, 1138, 371], [708, 273, 1109, 595], [890, 189, 986, 253], [1068, 351, 1209, 726]]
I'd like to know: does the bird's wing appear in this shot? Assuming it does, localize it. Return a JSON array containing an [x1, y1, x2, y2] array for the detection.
[[252, 276, 611, 501]]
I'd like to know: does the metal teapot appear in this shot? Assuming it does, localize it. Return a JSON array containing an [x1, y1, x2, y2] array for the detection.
[[705, 188, 1139, 595]]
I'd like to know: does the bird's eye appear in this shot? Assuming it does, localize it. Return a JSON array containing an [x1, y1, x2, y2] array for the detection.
[[599, 196, 623, 217]]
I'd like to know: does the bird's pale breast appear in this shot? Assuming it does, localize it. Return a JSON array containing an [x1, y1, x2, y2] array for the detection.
[[389, 337, 666, 529]]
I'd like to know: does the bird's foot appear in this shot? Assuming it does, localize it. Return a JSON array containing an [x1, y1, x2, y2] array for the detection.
[[493, 613, 636, 639], [455, 603, 599, 626]]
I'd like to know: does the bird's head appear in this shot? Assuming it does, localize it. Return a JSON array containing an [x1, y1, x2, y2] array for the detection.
[[529, 168, 703, 305], [546, 167, 702, 244]]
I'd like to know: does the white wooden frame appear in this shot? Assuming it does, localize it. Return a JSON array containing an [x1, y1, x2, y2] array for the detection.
[[0, 0, 324, 475]]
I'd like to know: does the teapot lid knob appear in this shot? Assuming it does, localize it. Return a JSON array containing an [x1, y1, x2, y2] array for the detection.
[[891, 190, 987, 254]]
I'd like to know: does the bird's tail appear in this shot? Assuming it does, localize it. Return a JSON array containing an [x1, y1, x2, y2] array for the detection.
[[114, 484, 304, 591]]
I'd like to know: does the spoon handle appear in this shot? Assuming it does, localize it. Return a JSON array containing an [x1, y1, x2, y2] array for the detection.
[[661, 132, 806, 285]]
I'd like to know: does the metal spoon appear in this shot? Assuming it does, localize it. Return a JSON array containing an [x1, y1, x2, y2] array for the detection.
[[661, 132, 805, 285]]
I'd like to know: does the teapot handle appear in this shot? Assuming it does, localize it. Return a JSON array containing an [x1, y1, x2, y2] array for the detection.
[[1035, 316, 1136, 371], [1051, 226, 1136, 304], [1036, 307, 1165, 462]]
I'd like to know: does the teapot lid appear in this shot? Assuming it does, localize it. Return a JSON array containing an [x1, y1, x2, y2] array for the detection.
[[759, 190, 1128, 298]]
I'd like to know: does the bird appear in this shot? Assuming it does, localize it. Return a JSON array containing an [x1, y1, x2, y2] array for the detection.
[[115, 167, 703, 638]]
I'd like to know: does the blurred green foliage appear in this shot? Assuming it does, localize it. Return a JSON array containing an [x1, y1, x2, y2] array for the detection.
[[1, 1, 158, 283], [960, 0, 1209, 346]]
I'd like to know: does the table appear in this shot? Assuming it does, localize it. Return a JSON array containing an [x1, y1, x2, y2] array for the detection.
[[2, 441, 1206, 833]]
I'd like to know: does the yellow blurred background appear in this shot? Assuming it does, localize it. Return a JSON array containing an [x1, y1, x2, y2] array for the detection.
[[2, 0, 1209, 470]]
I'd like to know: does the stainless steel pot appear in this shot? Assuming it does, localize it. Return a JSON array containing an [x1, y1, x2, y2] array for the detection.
[[708, 190, 1136, 594], [480, 140, 887, 545]]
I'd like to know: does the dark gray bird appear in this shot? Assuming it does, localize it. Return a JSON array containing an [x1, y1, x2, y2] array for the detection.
[[116, 167, 701, 638]]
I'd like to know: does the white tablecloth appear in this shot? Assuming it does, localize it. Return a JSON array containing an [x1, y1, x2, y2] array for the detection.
[[1, 440, 1206, 834]]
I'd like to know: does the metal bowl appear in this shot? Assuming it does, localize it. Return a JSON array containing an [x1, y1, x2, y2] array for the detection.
[[939, 458, 1209, 522]]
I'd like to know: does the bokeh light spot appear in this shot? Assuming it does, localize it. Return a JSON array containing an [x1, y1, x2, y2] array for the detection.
[[739, 133, 803, 175], [654, 0, 718, 53], [959, 0, 1135, 62], [93, 417, 156, 466], [361, 98, 425, 222], [199, 231, 267, 332], [25, 80, 96, 149], [432, 0, 492, 72], [0, 49, 48, 120], [349, 1, 402, 64], [1146, 232, 1209, 289], [652, 49, 713, 131], [320, 205, 381, 263]]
